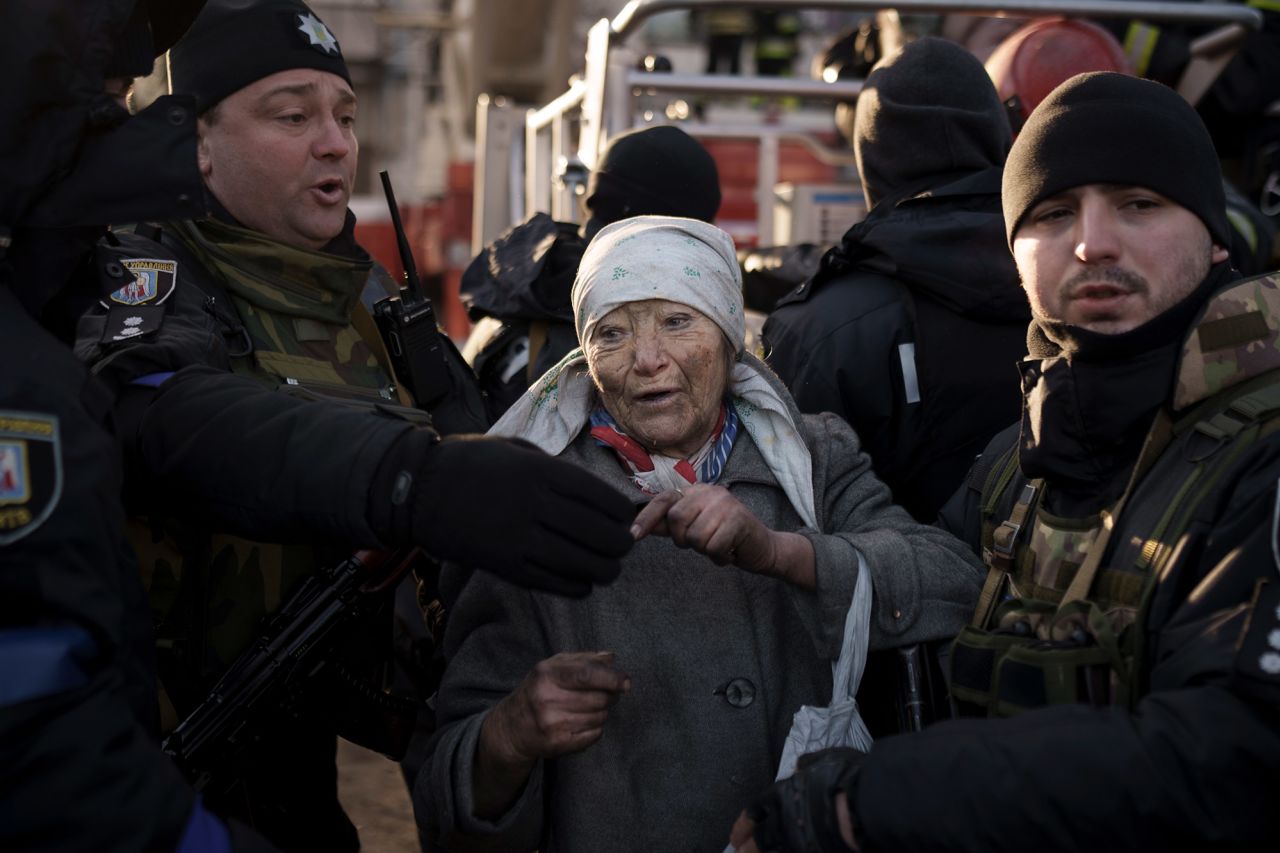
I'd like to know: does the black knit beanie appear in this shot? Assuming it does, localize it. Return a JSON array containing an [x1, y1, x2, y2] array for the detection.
[[167, 0, 351, 113], [1002, 72, 1229, 247], [853, 37, 1012, 209], [585, 125, 721, 225]]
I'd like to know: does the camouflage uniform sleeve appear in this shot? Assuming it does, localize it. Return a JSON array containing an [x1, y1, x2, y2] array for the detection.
[[848, 435, 1280, 852]]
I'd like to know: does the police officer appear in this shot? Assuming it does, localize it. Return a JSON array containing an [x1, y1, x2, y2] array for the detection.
[[732, 73, 1280, 852], [2, 1, 276, 850], [71, 1, 634, 849]]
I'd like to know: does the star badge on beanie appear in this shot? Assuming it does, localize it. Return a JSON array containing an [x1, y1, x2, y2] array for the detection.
[[168, 0, 351, 112], [297, 12, 339, 55]]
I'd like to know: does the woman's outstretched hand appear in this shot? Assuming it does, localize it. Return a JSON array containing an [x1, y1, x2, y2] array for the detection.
[[631, 485, 815, 588]]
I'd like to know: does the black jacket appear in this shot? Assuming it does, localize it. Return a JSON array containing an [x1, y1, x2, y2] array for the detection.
[[75, 221, 418, 547], [460, 213, 583, 421], [762, 169, 1029, 521], [0, 285, 219, 853], [859, 270, 1280, 852], [71, 219, 426, 852], [862, 427, 1280, 850], [0, 3, 273, 850]]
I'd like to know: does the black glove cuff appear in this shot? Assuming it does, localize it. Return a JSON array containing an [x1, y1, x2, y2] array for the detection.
[[367, 428, 436, 546]]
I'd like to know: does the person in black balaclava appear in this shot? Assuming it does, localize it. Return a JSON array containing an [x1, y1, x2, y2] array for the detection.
[[461, 124, 721, 421], [0, 2, 282, 851], [763, 37, 1031, 525], [732, 72, 1280, 853]]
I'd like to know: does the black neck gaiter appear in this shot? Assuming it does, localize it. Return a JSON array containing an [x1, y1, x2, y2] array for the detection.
[[1018, 262, 1235, 515]]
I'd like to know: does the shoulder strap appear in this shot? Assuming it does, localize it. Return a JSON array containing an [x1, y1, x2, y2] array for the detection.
[[351, 300, 415, 407], [1193, 381, 1280, 443], [526, 319, 549, 384], [1059, 410, 1176, 607], [970, 436, 1029, 629]]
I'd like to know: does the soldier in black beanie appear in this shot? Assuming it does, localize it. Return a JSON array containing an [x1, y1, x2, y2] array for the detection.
[[733, 71, 1280, 853], [166, 0, 351, 115], [1003, 71, 1231, 250]]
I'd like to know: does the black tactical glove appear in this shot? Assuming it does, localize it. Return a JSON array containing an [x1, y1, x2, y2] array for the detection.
[[370, 431, 633, 596], [748, 747, 866, 852]]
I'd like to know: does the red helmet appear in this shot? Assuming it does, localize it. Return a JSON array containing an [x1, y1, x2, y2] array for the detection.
[[985, 18, 1133, 130]]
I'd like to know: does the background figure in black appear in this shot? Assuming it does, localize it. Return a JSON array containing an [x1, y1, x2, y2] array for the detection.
[[762, 38, 1030, 524], [1092, 7, 1280, 241], [0, 1, 277, 849], [699, 8, 751, 75], [752, 9, 802, 77], [461, 125, 721, 422], [984, 16, 1276, 277]]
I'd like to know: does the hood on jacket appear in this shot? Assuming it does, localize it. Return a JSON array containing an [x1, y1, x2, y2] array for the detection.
[[460, 213, 584, 323], [853, 37, 1012, 209], [2, 0, 207, 328], [813, 168, 1030, 324], [2, 0, 206, 235]]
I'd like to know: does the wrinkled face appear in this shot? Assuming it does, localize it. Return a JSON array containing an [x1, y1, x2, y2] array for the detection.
[[198, 68, 357, 251], [1013, 183, 1228, 335], [586, 299, 732, 458]]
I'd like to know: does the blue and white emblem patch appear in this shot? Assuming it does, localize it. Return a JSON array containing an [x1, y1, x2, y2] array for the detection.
[[107, 258, 177, 307], [0, 412, 61, 545]]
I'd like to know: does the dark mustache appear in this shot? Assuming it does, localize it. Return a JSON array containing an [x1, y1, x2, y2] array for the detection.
[[1061, 266, 1148, 297]]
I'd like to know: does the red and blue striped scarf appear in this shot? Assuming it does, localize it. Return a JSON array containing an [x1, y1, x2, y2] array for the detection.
[[589, 400, 739, 495]]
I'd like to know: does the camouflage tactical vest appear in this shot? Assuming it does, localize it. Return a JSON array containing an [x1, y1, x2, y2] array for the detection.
[[131, 219, 416, 728], [950, 271, 1280, 717]]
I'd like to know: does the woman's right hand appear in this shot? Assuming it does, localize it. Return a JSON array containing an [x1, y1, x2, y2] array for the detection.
[[474, 652, 630, 817]]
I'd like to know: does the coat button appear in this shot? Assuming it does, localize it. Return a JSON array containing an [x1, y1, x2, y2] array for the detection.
[[715, 677, 756, 708], [893, 609, 903, 619]]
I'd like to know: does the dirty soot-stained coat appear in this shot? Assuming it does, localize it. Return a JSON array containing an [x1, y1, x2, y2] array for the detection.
[[419, 399, 983, 852]]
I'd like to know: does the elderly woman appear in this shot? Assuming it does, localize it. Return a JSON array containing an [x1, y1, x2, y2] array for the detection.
[[417, 217, 981, 852]]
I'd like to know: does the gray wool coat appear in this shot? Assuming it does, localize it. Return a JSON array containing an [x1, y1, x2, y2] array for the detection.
[[417, 399, 982, 853]]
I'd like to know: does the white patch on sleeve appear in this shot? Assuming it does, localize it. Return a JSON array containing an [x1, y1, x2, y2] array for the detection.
[[898, 342, 921, 405]]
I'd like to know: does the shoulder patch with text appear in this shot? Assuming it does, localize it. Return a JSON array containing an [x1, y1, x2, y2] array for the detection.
[[105, 258, 177, 307], [0, 411, 62, 545]]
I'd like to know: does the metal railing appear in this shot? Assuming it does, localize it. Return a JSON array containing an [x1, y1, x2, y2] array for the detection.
[[477, 0, 1264, 248], [610, 0, 1263, 39]]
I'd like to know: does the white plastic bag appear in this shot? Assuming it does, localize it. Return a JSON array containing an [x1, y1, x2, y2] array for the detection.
[[774, 552, 874, 780]]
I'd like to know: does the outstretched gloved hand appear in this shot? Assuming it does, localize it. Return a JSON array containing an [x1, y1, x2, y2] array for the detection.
[[370, 432, 633, 595], [728, 747, 865, 852]]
